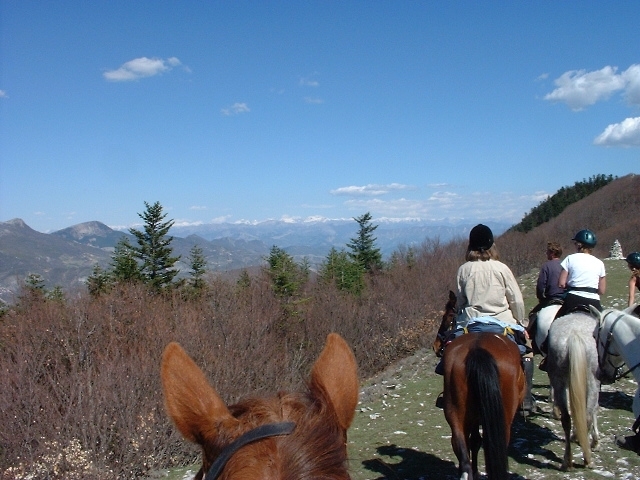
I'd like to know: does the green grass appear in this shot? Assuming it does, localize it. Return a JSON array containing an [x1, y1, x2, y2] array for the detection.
[[152, 258, 640, 479]]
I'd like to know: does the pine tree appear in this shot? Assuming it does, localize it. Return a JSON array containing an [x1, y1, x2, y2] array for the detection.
[[346, 212, 383, 272], [188, 244, 207, 291], [87, 264, 112, 297], [129, 201, 180, 290], [319, 247, 365, 295], [110, 236, 142, 283], [266, 245, 307, 298]]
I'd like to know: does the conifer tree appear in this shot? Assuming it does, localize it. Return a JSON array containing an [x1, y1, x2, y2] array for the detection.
[[110, 236, 142, 283], [187, 244, 207, 291], [347, 212, 383, 272], [266, 245, 307, 298], [319, 247, 365, 295], [86, 264, 112, 297], [129, 201, 180, 290]]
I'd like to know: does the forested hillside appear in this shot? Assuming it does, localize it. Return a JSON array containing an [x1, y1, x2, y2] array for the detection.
[[509, 174, 615, 233], [500, 173, 640, 276]]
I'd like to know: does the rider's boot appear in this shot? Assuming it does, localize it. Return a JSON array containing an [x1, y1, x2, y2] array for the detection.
[[522, 356, 536, 416]]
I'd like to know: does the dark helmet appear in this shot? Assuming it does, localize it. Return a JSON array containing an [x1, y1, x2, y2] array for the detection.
[[627, 252, 640, 269], [469, 224, 494, 251], [572, 229, 597, 248]]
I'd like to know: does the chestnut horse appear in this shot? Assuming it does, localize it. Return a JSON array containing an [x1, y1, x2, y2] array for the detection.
[[161, 333, 359, 480], [443, 332, 525, 480], [433, 290, 457, 357]]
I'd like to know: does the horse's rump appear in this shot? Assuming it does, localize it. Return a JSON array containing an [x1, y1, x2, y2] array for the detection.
[[443, 332, 524, 480], [547, 312, 600, 469]]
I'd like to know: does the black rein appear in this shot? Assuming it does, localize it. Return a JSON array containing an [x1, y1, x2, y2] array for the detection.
[[203, 421, 296, 480]]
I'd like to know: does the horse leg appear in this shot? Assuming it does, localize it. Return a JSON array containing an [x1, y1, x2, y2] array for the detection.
[[469, 426, 482, 480], [450, 425, 473, 480], [552, 383, 573, 470], [560, 408, 574, 470], [590, 411, 600, 450], [633, 388, 640, 419], [588, 384, 600, 451]]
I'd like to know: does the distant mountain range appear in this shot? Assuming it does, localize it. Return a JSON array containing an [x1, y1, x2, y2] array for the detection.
[[0, 217, 510, 303]]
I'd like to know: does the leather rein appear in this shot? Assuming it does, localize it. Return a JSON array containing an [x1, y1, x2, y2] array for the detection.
[[201, 421, 296, 480], [597, 310, 640, 383]]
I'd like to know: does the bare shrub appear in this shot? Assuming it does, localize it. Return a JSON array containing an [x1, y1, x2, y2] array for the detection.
[[0, 225, 573, 478]]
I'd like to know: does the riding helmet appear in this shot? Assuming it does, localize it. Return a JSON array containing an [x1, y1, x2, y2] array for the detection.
[[572, 229, 597, 248], [469, 224, 494, 251], [627, 252, 640, 269]]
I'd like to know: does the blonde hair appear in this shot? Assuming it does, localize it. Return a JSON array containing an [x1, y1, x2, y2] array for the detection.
[[466, 244, 500, 262]]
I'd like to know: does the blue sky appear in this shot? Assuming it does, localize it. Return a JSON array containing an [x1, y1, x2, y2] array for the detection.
[[1, 2, 639, 233]]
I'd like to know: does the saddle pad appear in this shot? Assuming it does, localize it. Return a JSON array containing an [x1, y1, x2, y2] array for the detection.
[[453, 317, 528, 355]]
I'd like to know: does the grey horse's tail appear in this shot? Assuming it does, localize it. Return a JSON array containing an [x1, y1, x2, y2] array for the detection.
[[568, 334, 591, 465]]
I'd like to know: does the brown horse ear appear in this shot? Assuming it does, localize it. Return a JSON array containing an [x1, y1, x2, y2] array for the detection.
[[310, 333, 359, 430], [161, 342, 238, 444]]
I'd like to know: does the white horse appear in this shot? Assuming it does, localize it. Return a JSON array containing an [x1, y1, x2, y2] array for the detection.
[[596, 304, 640, 418], [547, 310, 600, 470], [533, 303, 562, 356]]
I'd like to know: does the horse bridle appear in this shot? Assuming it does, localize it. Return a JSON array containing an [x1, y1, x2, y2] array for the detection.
[[597, 310, 640, 383], [201, 421, 296, 480]]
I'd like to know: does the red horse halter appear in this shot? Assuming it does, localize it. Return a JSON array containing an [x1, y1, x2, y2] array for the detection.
[[201, 421, 296, 480]]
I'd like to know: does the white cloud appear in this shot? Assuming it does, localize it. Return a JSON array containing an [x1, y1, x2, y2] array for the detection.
[[300, 76, 319, 87], [330, 183, 415, 196], [210, 216, 232, 223], [544, 64, 640, 111], [221, 102, 250, 116], [0, 90, 7, 98], [622, 64, 640, 105], [304, 97, 324, 104], [173, 220, 204, 227], [340, 189, 548, 224], [189, 205, 208, 211], [594, 117, 640, 147], [544, 66, 626, 111], [103, 56, 183, 82]]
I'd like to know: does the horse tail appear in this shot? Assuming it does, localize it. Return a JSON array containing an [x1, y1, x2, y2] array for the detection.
[[567, 334, 590, 461], [466, 347, 508, 480]]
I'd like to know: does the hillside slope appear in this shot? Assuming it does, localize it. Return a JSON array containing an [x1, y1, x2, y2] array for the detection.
[[499, 173, 640, 275]]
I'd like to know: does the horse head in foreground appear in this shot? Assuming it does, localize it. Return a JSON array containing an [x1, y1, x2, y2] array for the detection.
[[161, 333, 359, 480], [547, 310, 600, 470], [443, 332, 525, 480]]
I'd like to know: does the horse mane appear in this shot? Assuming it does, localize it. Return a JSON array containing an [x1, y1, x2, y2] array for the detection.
[[223, 390, 349, 479]]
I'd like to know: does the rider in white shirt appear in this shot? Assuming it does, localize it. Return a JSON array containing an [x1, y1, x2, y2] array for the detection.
[[554, 229, 606, 319]]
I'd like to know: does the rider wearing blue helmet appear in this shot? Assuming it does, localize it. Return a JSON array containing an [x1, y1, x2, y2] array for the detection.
[[554, 229, 606, 319]]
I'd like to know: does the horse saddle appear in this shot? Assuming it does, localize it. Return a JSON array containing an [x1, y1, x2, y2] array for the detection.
[[567, 304, 597, 316], [440, 317, 529, 355]]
